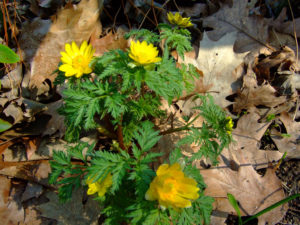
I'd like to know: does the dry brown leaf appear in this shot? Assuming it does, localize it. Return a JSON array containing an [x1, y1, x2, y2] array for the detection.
[[37, 188, 101, 225], [229, 110, 283, 168], [90, 27, 129, 56], [3, 103, 24, 124], [0, 160, 51, 186], [201, 162, 286, 225], [0, 176, 24, 225], [178, 3, 208, 17], [22, 0, 103, 97], [180, 31, 247, 109], [202, 0, 270, 53], [233, 75, 287, 113], [43, 100, 66, 138], [0, 64, 22, 99], [20, 206, 43, 225], [199, 112, 286, 225], [271, 8, 300, 38], [252, 46, 296, 84], [19, 18, 52, 63], [21, 182, 43, 202], [23, 136, 42, 160], [271, 112, 300, 158]]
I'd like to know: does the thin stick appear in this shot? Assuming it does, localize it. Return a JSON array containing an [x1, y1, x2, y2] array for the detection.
[[128, 0, 156, 26], [121, 0, 131, 29], [287, 0, 298, 67], [151, 0, 158, 26], [1, 0, 8, 44]]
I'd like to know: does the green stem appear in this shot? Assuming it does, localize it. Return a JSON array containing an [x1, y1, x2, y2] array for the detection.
[[159, 114, 202, 136]]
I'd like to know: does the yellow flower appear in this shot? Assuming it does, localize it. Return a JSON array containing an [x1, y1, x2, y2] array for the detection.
[[129, 40, 161, 65], [145, 163, 199, 209], [167, 12, 193, 27], [86, 173, 113, 197], [59, 41, 94, 78], [225, 116, 233, 134]]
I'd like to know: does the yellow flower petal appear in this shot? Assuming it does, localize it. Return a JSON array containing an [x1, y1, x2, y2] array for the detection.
[[72, 41, 79, 54], [60, 52, 72, 64], [65, 43, 73, 56], [79, 41, 88, 54]]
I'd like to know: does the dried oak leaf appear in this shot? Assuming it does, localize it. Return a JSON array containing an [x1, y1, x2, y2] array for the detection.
[[37, 188, 100, 225], [43, 99, 66, 138], [180, 31, 247, 109], [200, 112, 286, 225], [233, 75, 287, 113], [90, 27, 129, 57], [271, 112, 300, 158], [0, 160, 51, 186], [229, 110, 283, 168], [23, 0, 103, 96], [202, 0, 270, 53], [270, 8, 300, 38]]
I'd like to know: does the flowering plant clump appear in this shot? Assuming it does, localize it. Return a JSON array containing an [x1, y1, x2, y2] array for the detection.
[[59, 41, 94, 78], [167, 12, 193, 28], [145, 163, 199, 209], [50, 11, 232, 225]]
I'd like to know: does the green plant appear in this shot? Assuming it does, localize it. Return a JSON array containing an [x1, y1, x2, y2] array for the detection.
[[0, 43, 20, 63], [49, 13, 233, 225]]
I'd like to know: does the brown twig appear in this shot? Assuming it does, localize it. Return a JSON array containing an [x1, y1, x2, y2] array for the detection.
[[128, 0, 156, 26], [151, 0, 158, 26], [1, 0, 9, 44], [287, 0, 298, 67], [121, 0, 132, 30]]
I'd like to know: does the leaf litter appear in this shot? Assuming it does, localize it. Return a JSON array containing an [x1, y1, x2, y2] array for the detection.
[[0, 0, 300, 224]]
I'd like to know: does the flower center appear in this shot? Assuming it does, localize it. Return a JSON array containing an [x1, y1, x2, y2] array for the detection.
[[72, 55, 89, 70]]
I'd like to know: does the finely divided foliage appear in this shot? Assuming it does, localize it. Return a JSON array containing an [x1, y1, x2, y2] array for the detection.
[[50, 16, 233, 224]]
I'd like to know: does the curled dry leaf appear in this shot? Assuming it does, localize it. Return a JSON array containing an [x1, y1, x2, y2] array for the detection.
[[233, 46, 298, 118], [233, 78, 287, 112]]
